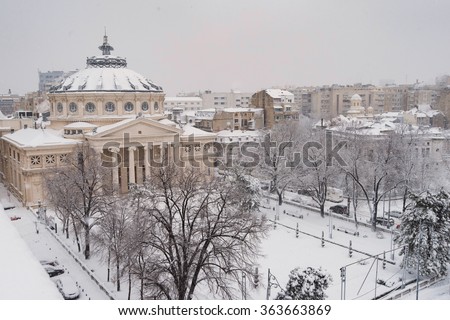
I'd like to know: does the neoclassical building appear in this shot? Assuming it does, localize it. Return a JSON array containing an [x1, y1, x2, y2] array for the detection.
[[0, 35, 216, 205]]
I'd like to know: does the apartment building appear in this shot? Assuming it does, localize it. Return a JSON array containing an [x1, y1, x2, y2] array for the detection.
[[251, 89, 298, 128], [201, 90, 252, 109]]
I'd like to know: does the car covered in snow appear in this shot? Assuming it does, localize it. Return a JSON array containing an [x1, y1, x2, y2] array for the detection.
[[388, 210, 402, 218], [44, 264, 65, 277], [40, 259, 60, 267], [375, 217, 395, 228], [329, 205, 348, 216], [53, 275, 80, 300]]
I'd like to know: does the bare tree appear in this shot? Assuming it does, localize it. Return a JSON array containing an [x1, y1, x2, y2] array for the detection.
[[301, 129, 343, 218], [257, 121, 303, 205], [44, 143, 113, 259], [343, 131, 404, 231], [45, 171, 79, 246], [130, 165, 268, 300], [94, 196, 133, 292]]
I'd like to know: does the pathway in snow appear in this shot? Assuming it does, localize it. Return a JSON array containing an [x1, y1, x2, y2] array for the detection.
[[0, 184, 111, 300]]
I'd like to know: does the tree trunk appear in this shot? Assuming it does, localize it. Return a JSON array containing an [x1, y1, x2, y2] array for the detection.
[[116, 256, 121, 292], [277, 190, 283, 206], [402, 186, 408, 213], [128, 266, 132, 300], [319, 203, 325, 218], [107, 249, 111, 282], [84, 224, 90, 259], [72, 218, 81, 252]]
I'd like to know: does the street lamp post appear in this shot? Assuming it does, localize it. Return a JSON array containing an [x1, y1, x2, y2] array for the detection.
[[328, 210, 333, 239]]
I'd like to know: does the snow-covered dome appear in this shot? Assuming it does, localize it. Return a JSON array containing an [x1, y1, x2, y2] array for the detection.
[[351, 94, 362, 101], [49, 35, 162, 94]]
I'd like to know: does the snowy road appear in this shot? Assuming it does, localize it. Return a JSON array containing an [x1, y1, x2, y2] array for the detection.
[[1, 186, 112, 300]]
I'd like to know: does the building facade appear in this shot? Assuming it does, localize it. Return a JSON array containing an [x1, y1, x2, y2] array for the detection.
[[0, 35, 216, 206], [251, 89, 299, 128]]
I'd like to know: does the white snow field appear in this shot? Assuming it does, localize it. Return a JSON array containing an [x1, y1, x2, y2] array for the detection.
[[0, 203, 62, 299]]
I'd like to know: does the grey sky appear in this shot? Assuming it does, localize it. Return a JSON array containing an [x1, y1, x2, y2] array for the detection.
[[1, 0, 449, 95]]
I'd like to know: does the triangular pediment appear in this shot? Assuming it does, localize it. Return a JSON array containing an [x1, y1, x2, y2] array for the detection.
[[87, 118, 182, 140]]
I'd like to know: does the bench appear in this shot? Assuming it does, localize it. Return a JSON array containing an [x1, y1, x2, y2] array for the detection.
[[336, 226, 359, 236]]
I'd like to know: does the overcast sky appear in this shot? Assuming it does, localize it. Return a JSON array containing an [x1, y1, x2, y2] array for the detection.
[[1, 0, 450, 96]]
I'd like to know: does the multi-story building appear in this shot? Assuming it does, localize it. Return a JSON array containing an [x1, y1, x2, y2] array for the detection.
[[194, 108, 264, 132], [163, 97, 203, 112], [201, 90, 252, 109], [251, 89, 298, 128], [403, 105, 447, 128], [277, 86, 314, 116], [436, 88, 450, 120]]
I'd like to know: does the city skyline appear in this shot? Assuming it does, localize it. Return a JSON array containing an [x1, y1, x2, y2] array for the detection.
[[1, 0, 450, 96]]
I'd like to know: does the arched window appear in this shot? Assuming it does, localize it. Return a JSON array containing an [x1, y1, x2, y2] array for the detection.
[[141, 101, 149, 111], [69, 102, 78, 113], [124, 102, 134, 112], [105, 101, 115, 113], [85, 102, 96, 113]]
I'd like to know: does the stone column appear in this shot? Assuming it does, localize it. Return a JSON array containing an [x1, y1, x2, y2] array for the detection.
[[128, 146, 136, 185], [108, 146, 120, 187], [168, 143, 173, 164], [144, 146, 150, 180]]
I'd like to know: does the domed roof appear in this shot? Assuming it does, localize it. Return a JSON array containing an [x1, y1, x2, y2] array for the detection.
[[351, 94, 362, 101], [49, 35, 162, 94]]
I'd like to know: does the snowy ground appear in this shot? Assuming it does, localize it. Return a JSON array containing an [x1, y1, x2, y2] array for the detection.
[[0, 184, 111, 300], [1, 183, 449, 300]]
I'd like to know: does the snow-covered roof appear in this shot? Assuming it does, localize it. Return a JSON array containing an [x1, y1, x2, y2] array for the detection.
[[86, 118, 136, 135], [351, 94, 362, 101], [64, 122, 98, 129], [164, 97, 202, 103], [265, 89, 294, 99], [0, 210, 63, 299], [220, 108, 262, 113], [50, 65, 162, 93], [158, 118, 179, 127], [181, 125, 216, 138], [49, 37, 162, 94], [3, 128, 79, 148], [406, 105, 442, 118], [216, 129, 262, 138]]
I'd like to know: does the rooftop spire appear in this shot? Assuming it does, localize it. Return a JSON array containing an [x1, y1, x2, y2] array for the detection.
[[98, 31, 114, 55]]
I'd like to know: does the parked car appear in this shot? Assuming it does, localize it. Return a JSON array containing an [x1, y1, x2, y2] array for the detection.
[[388, 210, 402, 218], [44, 265, 65, 277], [40, 259, 60, 267], [376, 217, 395, 228], [53, 275, 80, 300], [330, 205, 348, 216], [298, 189, 314, 196]]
